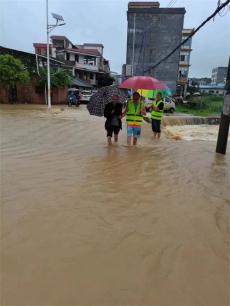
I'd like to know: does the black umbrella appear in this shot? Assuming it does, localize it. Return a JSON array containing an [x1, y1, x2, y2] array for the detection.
[[87, 85, 128, 117]]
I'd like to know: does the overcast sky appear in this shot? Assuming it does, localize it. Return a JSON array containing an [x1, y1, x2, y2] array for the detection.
[[0, 0, 229, 77]]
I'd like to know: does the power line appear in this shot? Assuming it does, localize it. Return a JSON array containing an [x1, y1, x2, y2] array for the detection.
[[168, 0, 178, 8], [217, 0, 230, 16], [144, 0, 230, 74], [167, 0, 176, 7]]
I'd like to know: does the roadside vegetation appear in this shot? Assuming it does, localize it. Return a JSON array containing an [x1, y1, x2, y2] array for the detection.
[[176, 95, 224, 117]]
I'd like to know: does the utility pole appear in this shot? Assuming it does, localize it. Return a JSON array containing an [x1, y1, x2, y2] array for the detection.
[[46, 1, 65, 109], [216, 57, 230, 154], [46, 0, 51, 109]]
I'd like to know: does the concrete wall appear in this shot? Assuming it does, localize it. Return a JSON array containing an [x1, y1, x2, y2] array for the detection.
[[126, 7, 185, 91]]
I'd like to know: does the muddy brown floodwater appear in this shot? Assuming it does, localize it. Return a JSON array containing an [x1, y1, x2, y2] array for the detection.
[[0, 105, 229, 306]]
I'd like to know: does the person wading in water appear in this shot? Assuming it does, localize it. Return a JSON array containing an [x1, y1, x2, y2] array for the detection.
[[149, 92, 164, 139], [104, 94, 122, 145], [123, 92, 146, 146]]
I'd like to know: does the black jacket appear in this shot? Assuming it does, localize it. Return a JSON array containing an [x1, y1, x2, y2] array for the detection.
[[104, 102, 123, 130]]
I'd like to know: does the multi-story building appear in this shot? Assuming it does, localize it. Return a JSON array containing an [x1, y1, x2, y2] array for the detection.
[[189, 77, 211, 87], [177, 28, 194, 96], [51, 36, 110, 88], [211, 66, 228, 85], [110, 72, 123, 85], [33, 36, 110, 89], [199, 84, 226, 96], [33, 43, 57, 58], [123, 1, 185, 91]]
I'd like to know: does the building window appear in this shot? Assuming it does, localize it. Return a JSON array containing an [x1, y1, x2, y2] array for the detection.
[[180, 55, 185, 62], [66, 53, 70, 61], [152, 15, 160, 23], [75, 54, 79, 62], [90, 73, 94, 80], [84, 56, 96, 65]]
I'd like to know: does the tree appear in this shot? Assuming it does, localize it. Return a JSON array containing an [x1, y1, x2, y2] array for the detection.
[[0, 54, 30, 87], [187, 84, 200, 95], [0, 54, 30, 102], [97, 73, 115, 88], [38, 68, 73, 89]]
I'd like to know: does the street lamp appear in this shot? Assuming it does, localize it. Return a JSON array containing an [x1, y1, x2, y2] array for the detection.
[[46, 0, 65, 109]]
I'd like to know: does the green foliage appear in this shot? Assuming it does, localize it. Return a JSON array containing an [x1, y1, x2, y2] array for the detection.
[[176, 96, 224, 117], [187, 85, 200, 95], [97, 73, 115, 88], [0, 54, 30, 87], [38, 68, 73, 89]]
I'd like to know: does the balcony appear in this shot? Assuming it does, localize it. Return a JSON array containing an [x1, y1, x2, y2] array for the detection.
[[75, 62, 99, 72], [181, 47, 192, 52], [177, 77, 188, 84], [179, 63, 190, 67]]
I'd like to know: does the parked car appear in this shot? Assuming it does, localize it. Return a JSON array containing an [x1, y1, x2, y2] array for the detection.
[[163, 96, 176, 113], [192, 92, 201, 96], [145, 97, 176, 113], [80, 90, 92, 103]]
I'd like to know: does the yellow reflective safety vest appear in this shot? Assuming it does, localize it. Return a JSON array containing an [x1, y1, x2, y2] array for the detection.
[[151, 99, 164, 121], [126, 100, 143, 127]]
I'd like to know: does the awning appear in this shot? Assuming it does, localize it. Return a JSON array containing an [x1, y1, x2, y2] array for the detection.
[[72, 78, 93, 88]]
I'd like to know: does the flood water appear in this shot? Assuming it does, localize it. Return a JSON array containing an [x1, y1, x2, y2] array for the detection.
[[1, 105, 230, 306]]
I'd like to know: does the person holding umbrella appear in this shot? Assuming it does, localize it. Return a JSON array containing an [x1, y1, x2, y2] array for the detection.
[[149, 92, 164, 139], [104, 94, 122, 145], [123, 92, 146, 146]]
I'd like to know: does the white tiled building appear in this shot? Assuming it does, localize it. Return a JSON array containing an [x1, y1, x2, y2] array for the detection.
[[177, 29, 194, 96]]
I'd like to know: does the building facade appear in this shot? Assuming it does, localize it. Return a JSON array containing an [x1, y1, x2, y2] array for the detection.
[[110, 72, 123, 85], [211, 67, 228, 84], [199, 84, 226, 96], [33, 43, 56, 58], [177, 28, 194, 96], [189, 77, 212, 87], [124, 2, 185, 92], [33, 36, 110, 89]]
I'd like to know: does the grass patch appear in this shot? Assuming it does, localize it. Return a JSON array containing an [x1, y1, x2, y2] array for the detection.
[[176, 96, 224, 117]]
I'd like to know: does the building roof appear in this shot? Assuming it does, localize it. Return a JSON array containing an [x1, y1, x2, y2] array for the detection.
[[182, 28, 195, 33], [50, 35, 76, 48], [127, 4, 186, 14], [128, 2, 160, 9], [0, 45, 65, 69], [200, 84, 225, 89], [33, 43, 55, 48], [83, 43, 104, 48], [72, 78, 93, 88], [212, 66, 228, 70]]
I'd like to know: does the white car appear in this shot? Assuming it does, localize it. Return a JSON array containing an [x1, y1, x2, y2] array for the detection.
[[80, 90, 92, 103], [163, 97, 176, 113], [145, 97, 176, 113]]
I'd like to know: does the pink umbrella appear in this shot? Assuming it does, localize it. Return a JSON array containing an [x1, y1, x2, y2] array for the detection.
[[119, 76, 166, 90]]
